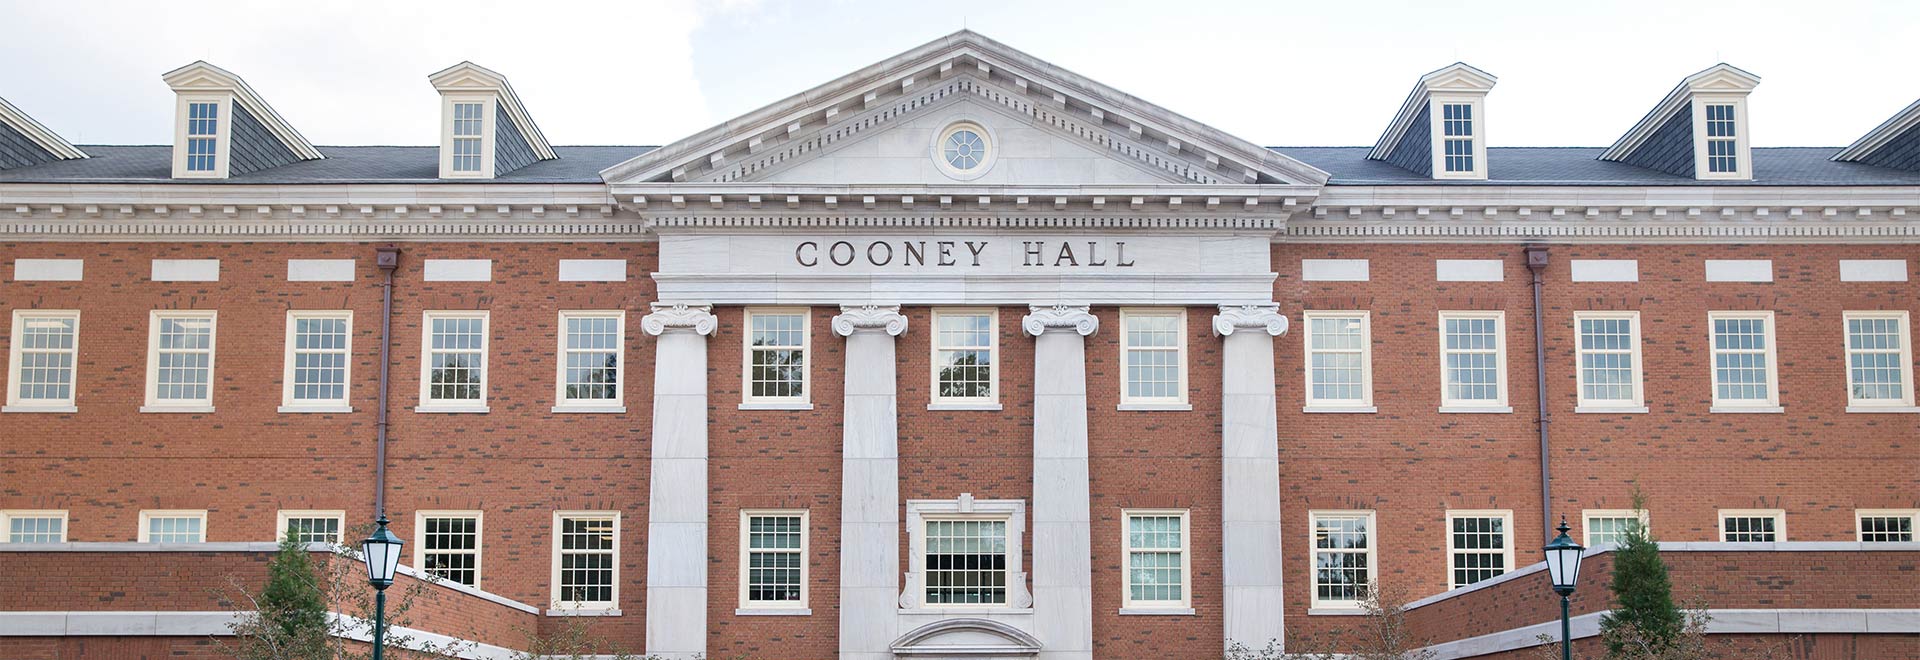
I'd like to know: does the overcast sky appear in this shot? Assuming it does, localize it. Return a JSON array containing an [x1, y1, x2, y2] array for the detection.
[[3, 0, 1917, 148]]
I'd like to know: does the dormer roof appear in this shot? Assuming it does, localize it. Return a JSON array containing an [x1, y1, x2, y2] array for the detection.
[[1600, 63, 1759, 164], [429, 61, 557, 162], [0, 96, 87, 169], [162, 61, 323, 162], [1367, 62, 1497, 162], [1832, 97, 1920, 171]]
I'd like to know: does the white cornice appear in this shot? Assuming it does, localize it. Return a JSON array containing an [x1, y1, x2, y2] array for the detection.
[[599, 30, 1329, 187], [611, 183, 1316, 221], [0, 96, 86, 160], [1368, 62, 1497, 161], [1835, 97, 1920, 163], [162, 61, 323, 161], [428, 61, 557, 161], [1601, 63, 1760, 162]]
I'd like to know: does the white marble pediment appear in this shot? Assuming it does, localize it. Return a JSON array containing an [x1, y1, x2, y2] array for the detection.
[[891, 618, 1042, 657]]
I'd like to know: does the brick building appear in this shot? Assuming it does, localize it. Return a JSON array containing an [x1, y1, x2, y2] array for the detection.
[[1, 31, 1916, 659]]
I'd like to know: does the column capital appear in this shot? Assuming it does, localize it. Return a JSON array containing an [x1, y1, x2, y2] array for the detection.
[[1213, 303, 1289, 336], [642, 303, 717, 336], [1022, 304, 1098, 337], [832, 304, 908, 337]]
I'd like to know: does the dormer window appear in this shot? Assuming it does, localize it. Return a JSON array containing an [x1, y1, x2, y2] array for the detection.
[[1441, 103, 1475, 173], [163, 61, 321, 180], [1601, 64, 1758, 181], [1368, 63, 1496, 181], [185, 102, 219, 172], [430, 62, 558, 180], [1704, 103, 1738, 173], [452, 102, 485, 173]]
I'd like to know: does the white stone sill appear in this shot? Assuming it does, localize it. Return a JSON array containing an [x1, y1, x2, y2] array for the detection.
[[1846, 405, 1920, 413], [1302, 405, 1377, 414], [1710, 405, 1785, 414], [1117, 402, 1193, 412], [139, 405, 215, 414], [413, 404, 490, 414], [898, 607, 1033, 616], [738, 401, 814, 411], [928, 402, 1003, 411], [1576, 405, 1649, 414], [278, 405, 353, 414], [551, 405, 627, 414], [546, 608, 622, 617], [735, 608, 812, 616], [1118, 607, 1196, 616], [1438, 405, 1513, 414], [1307, 607, 1368, 616], [3, 405, 77, 413]]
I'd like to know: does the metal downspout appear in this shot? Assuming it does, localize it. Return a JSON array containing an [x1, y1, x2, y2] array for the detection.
[[373, 246, 400, 518], [1525, 245, 1553, 542]]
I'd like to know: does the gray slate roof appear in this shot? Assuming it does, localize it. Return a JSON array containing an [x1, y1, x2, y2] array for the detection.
[[4, 143, 1920, 186], [0, 145, 652, 184]]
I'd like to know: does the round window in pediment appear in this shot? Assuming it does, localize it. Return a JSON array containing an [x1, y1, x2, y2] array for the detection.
[[934, 121, 995, 180]]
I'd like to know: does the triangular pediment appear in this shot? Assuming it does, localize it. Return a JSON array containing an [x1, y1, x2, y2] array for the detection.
[[602, 30, 1328, 188]]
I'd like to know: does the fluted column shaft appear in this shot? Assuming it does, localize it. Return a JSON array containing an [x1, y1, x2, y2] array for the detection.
[[1023, 304, 1097, 660], [833, 305, 908, 660], [1214, 304, 1289, 651], [642, 303, 717, 660]]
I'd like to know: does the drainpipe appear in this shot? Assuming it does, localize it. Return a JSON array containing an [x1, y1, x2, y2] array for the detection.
[[373, 246, 401, 518], [1524, 245, 1553, 542]]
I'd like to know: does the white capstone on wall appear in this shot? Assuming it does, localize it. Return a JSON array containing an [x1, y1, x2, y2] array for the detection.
[[1435, 259, 1503, 282], [286, 259, 356, 282], [424, 259, 493, 282], [12, 259, 83, 281], [1570, 260, 1638, 282], [1704, 260, 1773, 283], [1301, 259, 1369, 282], [1839, 259, 1908, 282], [559, 259, 627, 282], [150, 259, 220, 282]]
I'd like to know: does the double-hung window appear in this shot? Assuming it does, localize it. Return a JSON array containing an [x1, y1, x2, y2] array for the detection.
[[281, 311, 351, 412], [1445, 510, 1512, 589], [1718, 509, 1783, 543], [144, 311, 217, 412], [1438, 311, 1507, 411], [1575, 312, 1645, 411], [1858, 510, 1917, 543], [1122, 509, 1190, 612], [1119, 309, 1187, 408], [1, 510, 67, 543], [186, 102, 219, 172], [451, 102, 484, 173], [743, 309, 808, 407], [1441, 102, 1475, 174], [6, 310, 80, 412], [1843, 311, 1914, 410], [739, 510, 807, 612], [553, 512, 620, 610], [416, 511, 482, 587], [906, 496, 1024, 610], [1708, 312, 1780, 411], [555, 311, 625, 412], [419, 311, 489, 412], [276, 510, 345, 544], [139, 510, 207, 543], [1309, 510, 1375, 610], [931, 309, 997, 407], [1704, 103, 1738, 174], [1582, 509, 1649, 547], [1303, 311, 1373, 411]]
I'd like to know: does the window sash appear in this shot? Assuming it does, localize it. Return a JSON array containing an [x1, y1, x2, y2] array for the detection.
[[923, 517, 1010, 606], [1705, 104, 1738, 173], [1843, 312, 1912, 406], [1310, 511, 1374, 608], [1120, 310, 1186, 404], [1439, 313, 1504, 406], [744, 310, 808, 403], [9, 311, 79, 407], [452, 102, 484, 173], [554, 513, 618, 608], [740, 511, 807, 608], [140, 510, 207, 543], [1582, 510, 1649, 547], [283, 312, 351, 406], [932, 310, 997, 403], [417, 513, 482, 587], [557, 312, 623, 406], [1122, 510, 1189, 608], [1575, 313, 1643, 407], [1858, 511, 1916, 543], [277, 512, 344, 544], [1708, 313, 1777, 406], [1305, 312, 1371, 407], [186, 102, 219, 172], [146, 312, 217, 407], [421, 312, 488, 406], [1446, 512, 1511, 589], [2, 511, 67, 543], [1719, 512, 1781, 543]]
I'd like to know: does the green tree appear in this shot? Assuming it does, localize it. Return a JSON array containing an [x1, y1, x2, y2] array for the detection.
[[223, 534, 331, 659], [1599, 492, 1683, 658]]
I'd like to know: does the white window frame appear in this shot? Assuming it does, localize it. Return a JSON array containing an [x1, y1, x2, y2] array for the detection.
[[1428, 96, 1487, 180], [903, 495, 1028, 612], [6, 309, 81, 413], [1842, 311, 1916, 411], [1, 510, 69, 543], [138, 509, 208, 543], [737, 509, 809, 614], [280, 310, 353, 413], [439, 95, 496, 179], [142, 310, 218, 413], [275, 509, 346, 544], [929, 308, 1000, 409], [553, 310, 627, 413], [1717, 509, 1785, 543], [1444, 509, 1514, 590], [1437, 311, 1510, 412], [1303, 311, 1375, 412], [551, 511, 621, 612], [1856, 509, 1918, 543], [171, 94, 231, 179], [1581, 509, 1650, 547], [1707, 311, 1782, 412], [741, 307, 811, 408], [415, 510, 484, 588], [1120, 508, 1192, 613], [1693, 98, 1750, 180], [1574, 311, 1647, 413], [1118, 308, 1190, 409], [1308, 509, 1377, 611], [417, 310, 490, 413]]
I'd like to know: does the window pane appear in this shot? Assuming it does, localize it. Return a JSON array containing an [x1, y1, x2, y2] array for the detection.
[[16, 315, 77, 402], [925, 519, 1008, 605], [558, 516, 616, 604], [563, 315, 621, 401], [421, 516, 479, 586], [8, 516, 64, 543], [749, 313, 806, 400], [1450, 516, 1507, 588]]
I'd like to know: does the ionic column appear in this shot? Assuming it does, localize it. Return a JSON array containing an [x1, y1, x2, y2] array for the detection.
[[641, 303, 718, 660], [1023, 304, 1098, 660], [1213, 304, 1290, 651], [833, 305, 908, 660]]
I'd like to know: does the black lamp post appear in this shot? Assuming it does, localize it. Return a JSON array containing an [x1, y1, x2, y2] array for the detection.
[[360, 515, 404, 660], [1543, 516, 1586, 660]]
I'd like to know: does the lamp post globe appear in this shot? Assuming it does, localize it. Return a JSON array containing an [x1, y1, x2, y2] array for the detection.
[[1542, 517, 1585, 660], [360, 515, 404, 660]]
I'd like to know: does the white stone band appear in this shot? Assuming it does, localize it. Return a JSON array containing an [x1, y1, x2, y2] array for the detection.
[[641, 303, 717, 336], [832, 304, 908, 337], [1021, 304, 1097, 337], [1213, 303, 1288, 336]]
